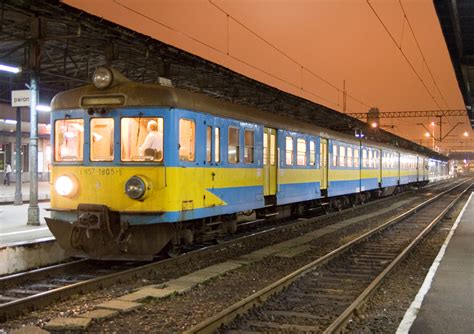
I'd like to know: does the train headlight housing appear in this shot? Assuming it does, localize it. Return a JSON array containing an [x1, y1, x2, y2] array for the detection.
[[92, 66, 114, 89], [55, 175, 77, 197], [125, 176, 147, 200]]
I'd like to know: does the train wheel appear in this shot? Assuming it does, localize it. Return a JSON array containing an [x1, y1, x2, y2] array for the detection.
[[166, 244, 182, 258]]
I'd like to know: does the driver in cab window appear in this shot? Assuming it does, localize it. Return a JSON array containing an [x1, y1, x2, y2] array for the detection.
[[139, 120, 163, 160]]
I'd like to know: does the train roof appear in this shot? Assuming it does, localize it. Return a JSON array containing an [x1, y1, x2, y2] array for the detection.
[[51, 70, 432, 158]]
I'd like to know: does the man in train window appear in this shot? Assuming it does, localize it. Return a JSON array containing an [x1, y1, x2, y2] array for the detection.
[[139, 120, 163, 160]]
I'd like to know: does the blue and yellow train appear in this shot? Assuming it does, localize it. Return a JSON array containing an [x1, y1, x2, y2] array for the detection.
[[46, 67, 449, 260]]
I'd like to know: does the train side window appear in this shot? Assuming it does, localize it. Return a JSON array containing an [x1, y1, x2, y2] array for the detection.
[[270, 134, 276, 165], [332, 144, 338, 167], [286, 136, 294, 165], [244, 130, 254, 164], [339, 146, 345, 167], [309, 141, 315, 166], [90, 118, 114, 161], [55, 119, 84, 162], [347, 147, 353, 167], [206, 126, 212, 163], [214, 127, 220, 163], [228, 127, 240, 164], [362, 149, 367, 168], [179, 119, 195, 162], [121, 117, 163, 162], [368, 150, 373, 168], [263, 132, 268, 165], [297, 138, 306, 166], [354, 148, 359, 168]]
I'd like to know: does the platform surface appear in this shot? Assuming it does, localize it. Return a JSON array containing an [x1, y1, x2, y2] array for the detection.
[[0, 202, 53, 247], [0, 181, 50, 204], [407, 192, 474, 334]]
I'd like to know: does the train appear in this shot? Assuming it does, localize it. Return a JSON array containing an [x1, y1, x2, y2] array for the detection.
[[46, 67, 450, 260]]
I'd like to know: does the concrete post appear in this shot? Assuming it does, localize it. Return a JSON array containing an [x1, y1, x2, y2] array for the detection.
[[27, 75, 39, 226], [14, 107, 22, 205]]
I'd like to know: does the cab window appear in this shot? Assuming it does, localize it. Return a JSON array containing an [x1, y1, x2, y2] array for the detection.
[[179, 119, 195, 162], [90, 118, 114, 161], [244, 130, 254, 164], [286, 136, 294, 165], [228, 127, 240, 163], [121, 117, 163, 162], [297, 139, 306, 166], [55, 119, 84, 161]]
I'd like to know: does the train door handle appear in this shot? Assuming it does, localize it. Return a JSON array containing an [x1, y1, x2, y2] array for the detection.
[[211, 172, 216, 181]]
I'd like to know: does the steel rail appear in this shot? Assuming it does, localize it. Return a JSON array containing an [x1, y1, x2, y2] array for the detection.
[[0, 178, 459, 322], [0, 259, 88, 288], [324, 181, 473, 333], [184, 178, 471, 334]]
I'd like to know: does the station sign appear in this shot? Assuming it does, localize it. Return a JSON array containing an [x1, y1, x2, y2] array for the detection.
[[11, 90, 31, 107]]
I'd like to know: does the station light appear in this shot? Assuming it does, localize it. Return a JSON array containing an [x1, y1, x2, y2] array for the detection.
[[463, 131, 469, 137], [430, 121, 435, 127], [371, 122, 378, 128], [0, 64, 21, 74], [36, 105, 51, 112], [424, 132, 430, 138]]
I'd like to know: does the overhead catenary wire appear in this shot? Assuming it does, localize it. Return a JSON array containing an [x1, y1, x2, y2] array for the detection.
[[366, 0, 444, 111]]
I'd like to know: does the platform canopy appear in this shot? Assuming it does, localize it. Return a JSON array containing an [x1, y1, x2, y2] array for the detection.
[[0, 0, 471, 158]]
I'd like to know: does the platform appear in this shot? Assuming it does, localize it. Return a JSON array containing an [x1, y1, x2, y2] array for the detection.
[[397, 192, 474, 334], [0, 181, 51, 204], [0, 202, 53, 247]]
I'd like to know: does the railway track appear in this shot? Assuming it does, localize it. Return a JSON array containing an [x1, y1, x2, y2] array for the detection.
[[186, 179, 472, 334], [0, 179, 461, 322]]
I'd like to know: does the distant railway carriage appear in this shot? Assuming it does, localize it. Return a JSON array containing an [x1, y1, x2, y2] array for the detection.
[[47, 67, 449, 260]]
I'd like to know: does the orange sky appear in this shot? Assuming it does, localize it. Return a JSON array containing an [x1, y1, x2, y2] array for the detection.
[[64, 0, 473, 154]]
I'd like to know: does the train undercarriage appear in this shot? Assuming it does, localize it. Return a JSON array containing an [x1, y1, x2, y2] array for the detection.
[[46, 182, 426, 261]]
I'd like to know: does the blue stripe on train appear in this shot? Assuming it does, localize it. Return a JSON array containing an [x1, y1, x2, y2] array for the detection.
[[277, 182, 321, 205]]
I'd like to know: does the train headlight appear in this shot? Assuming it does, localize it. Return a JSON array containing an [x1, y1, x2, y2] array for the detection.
[[125, 176, 147, 200], [92, 66, 114, 89], [55, 175, 77, 197]]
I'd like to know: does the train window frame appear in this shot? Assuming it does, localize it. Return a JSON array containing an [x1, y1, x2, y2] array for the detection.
[[347, 147, 353, 167], [362, 149, 367, 168], [332, 144, 338, 167], [228, 126, 240, 164], [179, 118, 196, 162], [121, 117, 164, 163], [244, 129, 255, 164], [296, 138, 306, 166], [54, 118, 84, 162], [90, 118, 114, 162], [286, 136, 294, 166], [339, 145, 345, 167], [214, 127, 220, 163], [309, 140, 315, 166], [206, 126, 212, 163]]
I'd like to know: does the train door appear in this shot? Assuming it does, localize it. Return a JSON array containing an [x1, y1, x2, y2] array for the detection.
[[203, 119, 222, 207], [320, 138, 328, 191], [263, 128, 277, 196]]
